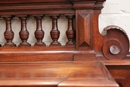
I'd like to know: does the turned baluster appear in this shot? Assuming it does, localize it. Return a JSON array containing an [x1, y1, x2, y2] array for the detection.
[[34, 16, 45, 46], [19, 16, 30, 46], [66, 15, 75, 45], [50, 15, 61, 46], [4, 16, 16, 46]]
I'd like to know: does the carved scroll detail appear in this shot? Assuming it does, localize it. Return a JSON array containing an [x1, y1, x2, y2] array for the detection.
[[102, 25, 129, 60]]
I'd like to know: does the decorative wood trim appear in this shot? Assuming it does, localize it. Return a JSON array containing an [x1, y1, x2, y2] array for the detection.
[[0, 61, 118, 87], [1, 0, 130, 86], [76, 10, 92, 48]]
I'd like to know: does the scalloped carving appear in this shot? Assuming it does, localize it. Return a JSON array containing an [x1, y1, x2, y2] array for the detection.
[[102, 25, 129, 60]]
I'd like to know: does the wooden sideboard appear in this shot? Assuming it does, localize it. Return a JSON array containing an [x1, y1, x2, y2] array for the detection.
[[0, 0, 129, 87]]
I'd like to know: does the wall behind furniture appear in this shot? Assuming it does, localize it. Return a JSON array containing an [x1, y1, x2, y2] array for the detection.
[[99, 0, 130, 39]]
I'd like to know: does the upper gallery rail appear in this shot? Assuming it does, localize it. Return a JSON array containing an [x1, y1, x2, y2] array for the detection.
[[0, 15, 75, 47], [0, 0, 104, 47]]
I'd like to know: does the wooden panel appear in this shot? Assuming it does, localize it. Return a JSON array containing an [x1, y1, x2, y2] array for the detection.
[[0, 46, 96, 62], [76, 10, 92, 48], [0, 53, 74, 62], [74, 54, 96, 61], [107, 65, 130, 87], [0, 61, 118, 87]]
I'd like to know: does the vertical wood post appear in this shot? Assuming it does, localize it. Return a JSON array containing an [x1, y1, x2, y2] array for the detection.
[[4, 16, 16, 46], [34, 16, 45, 46], [50, 15, 61, 46], [19, 16, 30, 46], [66, 15, 75, 46]]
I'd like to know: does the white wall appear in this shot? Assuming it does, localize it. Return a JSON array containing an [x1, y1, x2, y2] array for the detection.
[[99, 0, 130, 39], [0, 0, 130, 46]]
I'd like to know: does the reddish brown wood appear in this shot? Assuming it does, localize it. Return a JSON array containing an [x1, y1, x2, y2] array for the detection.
[[100, 61, 130, 87], [19, 16, 31, 46], [100, 26, 129, 60], [76, 10, 92, 48], [1, 0, 129, 87], [0, 61, 118, 87], [66, 15, 75, 46], [3, 16, 16, 47], [50, 15, 61, 46], [91, 9, 129, 60], [106, 64, 130, 87], [34, 16, 45, 46]]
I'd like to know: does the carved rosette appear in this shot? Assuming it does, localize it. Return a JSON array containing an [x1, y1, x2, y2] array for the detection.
[[102, 25, 129, 60]]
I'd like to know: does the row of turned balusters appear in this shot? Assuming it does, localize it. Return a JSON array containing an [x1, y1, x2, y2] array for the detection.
[[2, 15, 75, 47]]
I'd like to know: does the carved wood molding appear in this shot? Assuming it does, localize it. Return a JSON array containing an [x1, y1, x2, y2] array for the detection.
[[0, 61, 118, 87], [94, 25, 129, 60], [102, 26, 129, 60], [76, 10, 92, 48], [1, 0, 130, 86], [0, 0, 105, 16], [0, 0, 129, 61]]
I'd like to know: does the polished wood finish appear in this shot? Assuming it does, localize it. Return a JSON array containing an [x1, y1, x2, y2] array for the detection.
[[19, 16, 31, 46], [0, 61, 118, 87], [102, 61, 130, 87], [107, 65, 130, 87], [66, 15, 75, 45], [76, 10, 92, 48], [97, 26, 129, 60], [0, 0, 129, 87], [50, 15, 61, 46], [3, 16, 16, 47], [34, 16, 45, 46]]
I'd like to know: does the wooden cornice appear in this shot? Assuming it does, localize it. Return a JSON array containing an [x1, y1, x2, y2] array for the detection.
[[0, 0, 106, 16]]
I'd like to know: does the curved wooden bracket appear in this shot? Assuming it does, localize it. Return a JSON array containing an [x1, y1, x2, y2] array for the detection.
[[101, 25, 129, 60]]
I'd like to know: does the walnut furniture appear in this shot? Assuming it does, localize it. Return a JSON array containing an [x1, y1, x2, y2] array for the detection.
[[0, 0, 129, 87]]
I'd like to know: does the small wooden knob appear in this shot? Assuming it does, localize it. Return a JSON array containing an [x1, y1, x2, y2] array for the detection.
[[110, 45, 120, 55]]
